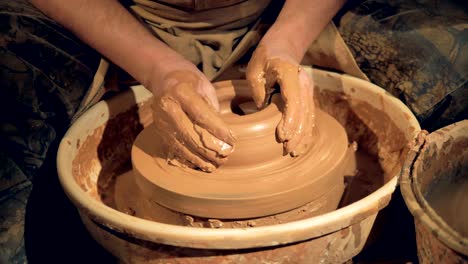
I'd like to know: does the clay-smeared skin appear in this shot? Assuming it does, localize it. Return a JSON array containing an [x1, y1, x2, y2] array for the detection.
[[152, 70, 236, 172], [247, 45, 315, 156]]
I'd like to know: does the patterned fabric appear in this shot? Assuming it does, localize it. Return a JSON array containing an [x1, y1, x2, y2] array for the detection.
[[337, 0, 468, 131], [0, 0, 100, 262]]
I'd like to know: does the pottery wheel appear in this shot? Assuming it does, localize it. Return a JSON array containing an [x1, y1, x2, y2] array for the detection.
[[132, 80, 350, 219]]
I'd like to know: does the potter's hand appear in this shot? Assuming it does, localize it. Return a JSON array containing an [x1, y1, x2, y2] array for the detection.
[[151, 66, 236, 172], [246, 45, 315, 156]]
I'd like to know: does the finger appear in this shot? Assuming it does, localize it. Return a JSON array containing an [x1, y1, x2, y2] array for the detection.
[[270, 59, 302, 142], [300, 68, 316, 134], [194, 125, 233, 157], [288, 106, 314, 156], [262, 67, 278, 105], [290, 70, 316, 156], [159, 96, 231, 164], [171, 83, 236, 146], [166, 135, 217, 172], [166, 147, 196, 170], [246, 51, 267, 108], [283, 69, 309, 154]]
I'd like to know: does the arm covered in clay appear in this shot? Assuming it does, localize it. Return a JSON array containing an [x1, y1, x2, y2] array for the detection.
[[247, 0, 346, 156], [30, 0, 235, 172]]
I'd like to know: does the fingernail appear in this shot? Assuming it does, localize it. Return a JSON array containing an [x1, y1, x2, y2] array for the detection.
[[255, 100, 264, 109], [201, 162, 216, 173], [217, 141, 234, 157], [221, 142, 233, 152], [290, 151, 299, 157], [221, 142, 234, 156]]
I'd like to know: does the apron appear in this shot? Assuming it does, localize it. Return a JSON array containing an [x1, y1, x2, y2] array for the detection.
[[77, 0, 368, 120]]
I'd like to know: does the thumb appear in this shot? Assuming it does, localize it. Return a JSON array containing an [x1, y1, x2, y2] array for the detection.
[[246, 51, 267, 109]]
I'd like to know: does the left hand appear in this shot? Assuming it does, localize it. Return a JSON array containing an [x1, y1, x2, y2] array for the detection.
[[246, 43, 315, 156], [150, 60, 236, 172]]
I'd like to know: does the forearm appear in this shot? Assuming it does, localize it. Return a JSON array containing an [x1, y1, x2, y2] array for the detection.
[[263, 0, 346, 61], [30, 0, 185, 87]]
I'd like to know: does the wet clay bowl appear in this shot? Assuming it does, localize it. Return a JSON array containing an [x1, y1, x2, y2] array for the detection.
[[132, 80, 349, 219], [401, 120, 468, 262], [58, 68, 420, 263]]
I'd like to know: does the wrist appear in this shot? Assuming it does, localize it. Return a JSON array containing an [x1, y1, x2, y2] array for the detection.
[[144, 50, 198, 90], [262, 0, 346, 62], [260, 20, 311, 62]]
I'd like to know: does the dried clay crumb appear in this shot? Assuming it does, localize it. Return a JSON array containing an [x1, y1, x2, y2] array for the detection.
[[247, 220, 256, 227], [207, 219, 224, 228], [184, 215, 195, 226]]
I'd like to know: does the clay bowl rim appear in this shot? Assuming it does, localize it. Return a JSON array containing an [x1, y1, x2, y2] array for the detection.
[[215, 79, 281, 138], [57, 68, 421, 250], [400, 120, 468, 255]]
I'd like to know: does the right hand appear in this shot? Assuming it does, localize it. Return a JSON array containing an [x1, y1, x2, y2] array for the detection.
[[246, 44, 315, 157], [150, 62, 236, 172]]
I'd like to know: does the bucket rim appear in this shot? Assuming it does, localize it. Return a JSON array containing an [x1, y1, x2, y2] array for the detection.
[[400, 120, 468, 256]]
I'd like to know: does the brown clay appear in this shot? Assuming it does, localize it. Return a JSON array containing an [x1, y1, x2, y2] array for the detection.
[[106, 142, 390, 229], [112, 168, 345, 228], [132, 80, 350, 219]]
